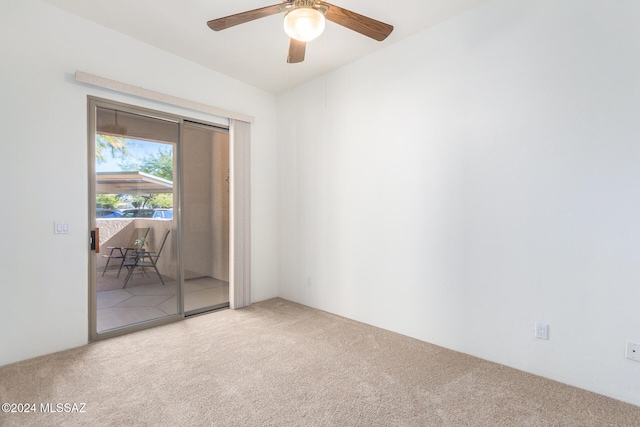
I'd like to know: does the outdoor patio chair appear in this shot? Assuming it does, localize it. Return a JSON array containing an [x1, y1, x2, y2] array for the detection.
[[122, 229, 171, 289], [101, 227, 150, 277]]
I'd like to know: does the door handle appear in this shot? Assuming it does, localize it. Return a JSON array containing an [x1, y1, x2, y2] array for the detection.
[[90, 228, 100, 253]]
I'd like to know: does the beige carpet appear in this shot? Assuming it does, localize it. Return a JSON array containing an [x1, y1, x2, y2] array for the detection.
[[1, 298, 639, 426]]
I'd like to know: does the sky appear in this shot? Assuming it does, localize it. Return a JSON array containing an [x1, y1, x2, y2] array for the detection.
[[96, 138, 173, 173]]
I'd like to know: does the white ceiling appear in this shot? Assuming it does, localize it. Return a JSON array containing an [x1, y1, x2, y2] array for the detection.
[[43, 0, 487, 94]]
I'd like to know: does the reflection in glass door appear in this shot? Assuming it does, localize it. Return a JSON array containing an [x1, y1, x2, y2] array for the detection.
[[182, 121, 230, 315], [91, 102, 180, 336]]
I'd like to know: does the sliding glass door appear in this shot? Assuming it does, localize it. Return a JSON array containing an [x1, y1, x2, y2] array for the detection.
[[89, 98, 231, 340]]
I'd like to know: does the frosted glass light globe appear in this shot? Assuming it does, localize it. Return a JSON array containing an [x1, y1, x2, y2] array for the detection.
[[283, 8, 325, 42]]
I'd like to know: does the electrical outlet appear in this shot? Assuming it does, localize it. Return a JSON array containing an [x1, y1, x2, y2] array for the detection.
[[535, 322, 549, 340], [626, 341, 640, 361]]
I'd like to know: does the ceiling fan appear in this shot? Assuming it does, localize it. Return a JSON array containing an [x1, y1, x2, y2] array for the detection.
[[207, 0, 393, 64]]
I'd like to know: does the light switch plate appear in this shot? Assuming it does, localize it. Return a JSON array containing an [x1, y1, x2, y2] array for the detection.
[[54, 221, 70, 234]]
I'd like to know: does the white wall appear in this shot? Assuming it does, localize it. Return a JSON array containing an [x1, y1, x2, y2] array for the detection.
[[277, 0, 640, 406], [0, 0, 278, 366]]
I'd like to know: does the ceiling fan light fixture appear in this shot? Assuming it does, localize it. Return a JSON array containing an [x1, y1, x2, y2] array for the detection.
[[283, 8, 325, 42]]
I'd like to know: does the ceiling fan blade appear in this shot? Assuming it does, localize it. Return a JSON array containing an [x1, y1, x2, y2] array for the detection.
[[287, 38, 306, 63], [320, 2, 393, 41], [207, 3, 288, 31]]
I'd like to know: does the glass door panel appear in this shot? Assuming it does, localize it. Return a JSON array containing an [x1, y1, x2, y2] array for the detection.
[[182, 121, 230, 314], [92, 104, 180, 335]]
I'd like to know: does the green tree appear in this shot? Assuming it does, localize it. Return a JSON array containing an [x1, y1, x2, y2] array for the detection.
[[120, 147, 173, 180], [96, 194, 121, 209], [119, 145, 174, 208], [96, 134, 128, 164], [128, 193, 173, 209], [148, 193, 173, 208]]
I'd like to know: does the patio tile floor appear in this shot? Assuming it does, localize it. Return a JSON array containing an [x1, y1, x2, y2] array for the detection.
[[97, 268, 229, 333]]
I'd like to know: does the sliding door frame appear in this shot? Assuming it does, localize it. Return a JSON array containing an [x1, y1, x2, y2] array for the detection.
[[87, 96, 251, 342]]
